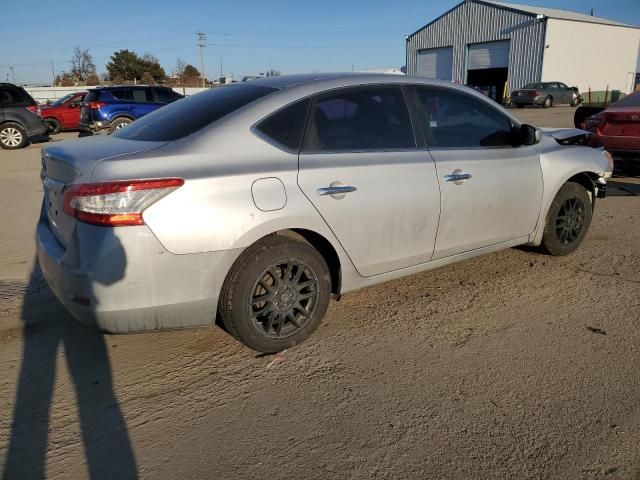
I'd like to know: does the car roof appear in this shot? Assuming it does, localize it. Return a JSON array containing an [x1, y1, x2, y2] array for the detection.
[[251, 72, 464, 91]]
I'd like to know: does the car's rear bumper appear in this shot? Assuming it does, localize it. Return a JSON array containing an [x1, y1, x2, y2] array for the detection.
[[78, 120, 110, 133], [36, 204, 242, 333]]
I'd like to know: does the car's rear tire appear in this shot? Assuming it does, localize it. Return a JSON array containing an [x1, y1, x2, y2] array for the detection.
[[541, 182, 592, 256], [516, 104, 525, 109], [110, 117, 132, 133], [219, 235, 331, 353], [570, 95, 580, 107], [542, 96, 553, 108], [0, 123, 28, 150], [44, 118, 61, 135]]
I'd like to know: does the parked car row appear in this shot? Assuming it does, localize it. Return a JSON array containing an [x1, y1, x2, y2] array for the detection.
[[511, 81, 581, 108], [0, 83, 183, 149]]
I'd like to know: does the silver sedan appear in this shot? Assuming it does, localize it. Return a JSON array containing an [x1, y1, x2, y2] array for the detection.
[[37, 73, 613, 352]]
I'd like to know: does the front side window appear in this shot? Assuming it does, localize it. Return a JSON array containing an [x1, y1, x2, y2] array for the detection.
[[153, 87, 183, 103], [256, 99, 309, 150], [416, 87, 514, 148], [303, 86, 415, 152]]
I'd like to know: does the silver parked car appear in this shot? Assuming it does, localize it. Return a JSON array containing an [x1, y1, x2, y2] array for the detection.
[[38, 73, 612, 352], [511, 82, 582, 108]]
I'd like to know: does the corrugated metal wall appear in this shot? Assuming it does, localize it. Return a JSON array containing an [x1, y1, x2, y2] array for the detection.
[[406, 1, 546, 91]]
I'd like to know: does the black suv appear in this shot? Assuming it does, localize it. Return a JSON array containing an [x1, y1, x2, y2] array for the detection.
[[79, 85, 184, 134], [0, 83, 47, 149]]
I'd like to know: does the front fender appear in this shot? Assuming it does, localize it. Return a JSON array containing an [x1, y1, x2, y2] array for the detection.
[[528, 141, 611, 245]]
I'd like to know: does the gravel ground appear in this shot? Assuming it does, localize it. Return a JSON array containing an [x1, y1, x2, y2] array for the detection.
[[1, 108, 640, 480]]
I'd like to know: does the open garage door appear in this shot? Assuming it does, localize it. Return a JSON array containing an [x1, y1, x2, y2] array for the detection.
[[417, 47, 453, 81], [466, 40, 510, 103]]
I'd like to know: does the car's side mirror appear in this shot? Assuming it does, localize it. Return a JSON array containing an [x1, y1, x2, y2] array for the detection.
[[68, 103, 79, 108], [515, 124, 542, 146]]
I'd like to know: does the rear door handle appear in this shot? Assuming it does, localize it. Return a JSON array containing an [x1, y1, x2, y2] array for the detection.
[[444, 172, 472, 182], [317, 186, 357, 196]]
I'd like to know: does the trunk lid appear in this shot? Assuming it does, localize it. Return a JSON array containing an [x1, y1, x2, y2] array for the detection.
[[599, 107, 640, 136], [41, 136, 167, 247]]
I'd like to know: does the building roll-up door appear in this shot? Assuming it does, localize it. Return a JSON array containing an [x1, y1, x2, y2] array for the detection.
[[416, 47, 453, 80], [467, 41, 510, 70]]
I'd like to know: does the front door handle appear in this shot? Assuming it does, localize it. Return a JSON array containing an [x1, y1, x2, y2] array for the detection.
[[317, 185, 357, 196], [444, 172, 472, 183]]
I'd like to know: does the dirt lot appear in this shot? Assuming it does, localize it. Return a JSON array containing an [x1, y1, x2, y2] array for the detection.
[[1, 107, 640, 480]]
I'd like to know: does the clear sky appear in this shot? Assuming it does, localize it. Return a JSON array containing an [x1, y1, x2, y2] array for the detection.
[[2, 0, 639, 85]]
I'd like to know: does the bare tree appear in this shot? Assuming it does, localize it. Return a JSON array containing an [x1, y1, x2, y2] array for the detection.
[[174, 57, 186, 77], [70, 47, 96, 82], [265, 69, 281, 77]]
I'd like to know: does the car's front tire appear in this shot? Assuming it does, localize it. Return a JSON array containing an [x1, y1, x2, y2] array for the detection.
[[219, 235, 331, 353], [0, 123, 28, 149], [541, 182, 592, 256]]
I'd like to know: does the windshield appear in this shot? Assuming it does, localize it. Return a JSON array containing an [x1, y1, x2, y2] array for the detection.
[[113, 84, 278, 141], [50, 93, 75, 107], [522, 83, 546, 90]]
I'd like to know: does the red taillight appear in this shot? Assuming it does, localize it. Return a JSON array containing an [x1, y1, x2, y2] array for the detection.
[[62, 178, 184, 227], [88, 101, 108, 109], [27, 105, 41, 117], [527, 91, 541, 97]]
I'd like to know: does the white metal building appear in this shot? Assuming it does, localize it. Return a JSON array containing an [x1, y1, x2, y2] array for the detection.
[[406, 0, 640, 102]]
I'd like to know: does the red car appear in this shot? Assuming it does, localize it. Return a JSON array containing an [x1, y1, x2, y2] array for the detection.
[[41, 91, 87, 134], [586, 91, 640, 161]]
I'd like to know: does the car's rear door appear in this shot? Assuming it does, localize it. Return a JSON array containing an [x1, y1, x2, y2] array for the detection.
[[413, 86, 543, 259], [297, 85, 441, 277], [129, 87, 156, 118]]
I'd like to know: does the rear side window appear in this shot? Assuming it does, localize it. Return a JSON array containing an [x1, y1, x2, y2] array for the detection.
[[113, 84, 277, 141], [255, 99, 309, 150], [0, 87, 34, 106], [415, 87, 513, 148], [303, 86, 415, 152], [110, 89, 132, 101], [131, 88, 152, 102]]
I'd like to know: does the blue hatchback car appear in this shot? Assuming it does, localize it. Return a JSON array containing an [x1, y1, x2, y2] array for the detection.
[[79, 85, 184, 133]]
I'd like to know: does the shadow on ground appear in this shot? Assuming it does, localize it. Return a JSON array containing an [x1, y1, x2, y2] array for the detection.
[[2, 262, 138, 480]]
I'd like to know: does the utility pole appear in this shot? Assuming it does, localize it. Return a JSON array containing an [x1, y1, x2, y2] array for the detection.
[[197, 32, 207, 87], [50, 60, 56, 87], [10, 66, 16, 84]]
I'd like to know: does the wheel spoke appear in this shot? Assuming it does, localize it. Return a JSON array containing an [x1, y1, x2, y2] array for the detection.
[[265, 312, 276, 334], [296, 280, 314, 292], [291, 265, 304, 283], [276, 314, 285, 336], [287, 312, 300, 328], [284, 262, 294, 282], [251, 292, 273, 305]]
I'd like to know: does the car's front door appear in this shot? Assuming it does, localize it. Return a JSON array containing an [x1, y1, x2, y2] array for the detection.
[[297, 85, 441, 277], [59, 94, 83, 129], [413, 86, 543, 259]]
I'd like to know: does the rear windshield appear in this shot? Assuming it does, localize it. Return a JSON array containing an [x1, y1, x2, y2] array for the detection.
[[112, 84, 278, 141], [611, 92, 640, 108], [0, 86, 35, 106], [84, 90, 101, 103]]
